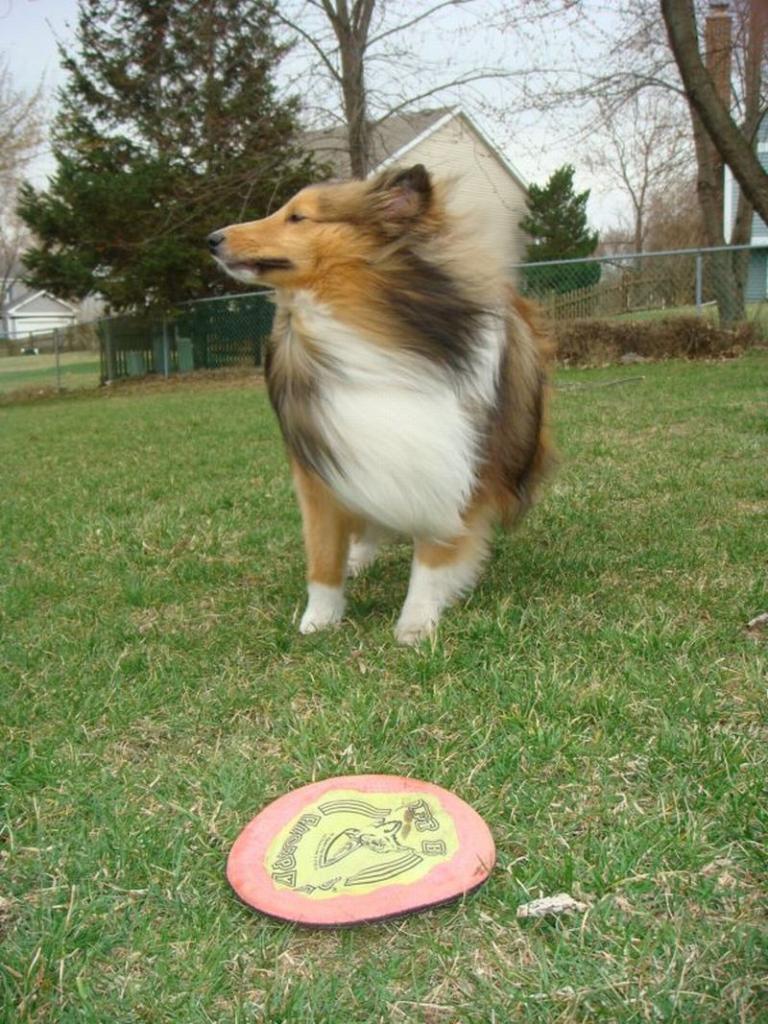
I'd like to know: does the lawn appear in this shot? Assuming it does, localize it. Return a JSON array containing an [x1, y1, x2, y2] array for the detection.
[[0, 352, 101, 395], [2, 354, 766, 1023]]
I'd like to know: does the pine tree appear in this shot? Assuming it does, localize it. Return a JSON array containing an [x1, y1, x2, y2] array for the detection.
[[519, 164, 600, 294], [19, 0, 323, 311]]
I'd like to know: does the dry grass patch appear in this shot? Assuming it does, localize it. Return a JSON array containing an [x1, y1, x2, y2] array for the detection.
[[554, 315, 757, 366]]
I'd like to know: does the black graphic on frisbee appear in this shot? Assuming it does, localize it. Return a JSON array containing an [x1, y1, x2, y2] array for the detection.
[[227, 775, 495, 925]]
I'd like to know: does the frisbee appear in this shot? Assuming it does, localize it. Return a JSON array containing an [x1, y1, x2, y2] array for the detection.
[[227, 774, 495, 926]]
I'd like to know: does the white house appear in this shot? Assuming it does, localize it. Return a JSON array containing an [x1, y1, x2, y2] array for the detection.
[[723, 112, 768, 302], [304, 107, 530, 264], [1, 269, 77, 341]]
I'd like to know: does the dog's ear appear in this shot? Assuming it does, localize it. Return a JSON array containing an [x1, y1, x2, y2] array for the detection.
[[368, 164, 433, 231]]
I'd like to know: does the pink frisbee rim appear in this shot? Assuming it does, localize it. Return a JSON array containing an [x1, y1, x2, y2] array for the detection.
[[227, 774, 495, 926]]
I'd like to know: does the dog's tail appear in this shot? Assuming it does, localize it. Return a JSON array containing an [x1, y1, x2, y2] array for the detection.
[[488, 290, 556, 525]]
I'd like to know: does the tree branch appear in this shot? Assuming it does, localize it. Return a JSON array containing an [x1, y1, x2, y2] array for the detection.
[[367, 0, 477, 49], [352, 0, 376, 37], [372, 69, 529, 126], [321, 0, 344, 34], [273, 10, 343, 84]]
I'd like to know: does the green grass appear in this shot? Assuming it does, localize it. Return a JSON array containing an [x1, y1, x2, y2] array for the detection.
[[2, 355, 767, 1023], [0, 352, 101, 394]]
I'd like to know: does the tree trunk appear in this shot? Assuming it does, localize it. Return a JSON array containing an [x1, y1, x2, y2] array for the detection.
[[688, 102, 743, 325], [339, 36, 370, 177], [633, 209, 643, 255], [664, 0, 768, 327], [661, 0, 768, 228], [323, 0, 376, 178]]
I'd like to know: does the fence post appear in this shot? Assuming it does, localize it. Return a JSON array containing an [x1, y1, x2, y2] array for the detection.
[[695, 251, 703, 315], [103, 318, 116, 381], [53, 328, 62, 391], [162, 317, 170, 378]]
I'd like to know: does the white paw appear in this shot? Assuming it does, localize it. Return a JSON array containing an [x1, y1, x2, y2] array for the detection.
[[394, 606, 439, 646], [299, 584, 345, 634]]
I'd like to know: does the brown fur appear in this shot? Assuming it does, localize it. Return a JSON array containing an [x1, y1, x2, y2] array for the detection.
[[486, 292, 555, 522], [215, 165, 553, 516], [291, 460, 360, 586], [211, 165, 554, 634]]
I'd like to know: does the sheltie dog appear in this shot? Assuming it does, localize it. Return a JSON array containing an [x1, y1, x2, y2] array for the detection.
[[209, 164, 552, 643]]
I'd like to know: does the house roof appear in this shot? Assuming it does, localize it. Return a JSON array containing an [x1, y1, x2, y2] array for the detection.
[[305, 107, 453, 178], [7, 289, 77, 316], [3, 282, 36, 310], [304, 106, 528, 192]]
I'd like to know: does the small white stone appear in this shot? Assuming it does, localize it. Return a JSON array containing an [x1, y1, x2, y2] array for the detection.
[[516, 893, 589, 919]]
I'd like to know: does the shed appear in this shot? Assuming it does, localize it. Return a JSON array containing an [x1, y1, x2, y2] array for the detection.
[[3, 288, 77, 340]]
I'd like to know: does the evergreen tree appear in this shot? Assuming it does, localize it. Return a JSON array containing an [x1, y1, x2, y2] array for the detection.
[[19, 0, 323, 311], [519, 164, 600, 295]]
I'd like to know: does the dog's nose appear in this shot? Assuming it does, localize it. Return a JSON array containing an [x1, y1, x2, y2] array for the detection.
[[207, 230, 225, 252]]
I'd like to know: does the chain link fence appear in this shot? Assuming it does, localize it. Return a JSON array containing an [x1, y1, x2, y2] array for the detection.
[[0, 291, 274, 398], [0, 322, 101, 398], [99, 291, 274, 382], [515, 243, 768, 335], [3, 246, 765, 398]]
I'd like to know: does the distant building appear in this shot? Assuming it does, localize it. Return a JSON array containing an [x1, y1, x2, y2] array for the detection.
[[1, 272, 76, 341], [1, 263, 104, 342], [723, 112, 768, 302], [706, 3, 767, 302], [304, 107, 530, 265]]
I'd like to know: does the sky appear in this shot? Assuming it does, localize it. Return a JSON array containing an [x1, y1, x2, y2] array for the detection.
[[1, 0, 74, 93], [0, 0, 646, 229]]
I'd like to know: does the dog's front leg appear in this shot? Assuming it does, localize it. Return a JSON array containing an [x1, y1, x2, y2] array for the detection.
[[292, 461, 354, 634]]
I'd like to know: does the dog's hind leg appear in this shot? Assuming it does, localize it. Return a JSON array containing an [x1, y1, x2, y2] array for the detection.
[[395, 507, 493, 646], [292, 461, 355, 634], [347, 522, 391, 577]]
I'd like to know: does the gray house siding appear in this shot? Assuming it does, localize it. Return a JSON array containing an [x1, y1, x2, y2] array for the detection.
[[746, 249, 767, 303], [723, 113, 768, 300], [750, 124, 768, 298], [751, 138, 768, 241], [2, 286, 77, 339]]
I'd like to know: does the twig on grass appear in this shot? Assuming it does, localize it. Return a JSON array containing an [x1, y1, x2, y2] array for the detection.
[[556, 375, 647, 391]]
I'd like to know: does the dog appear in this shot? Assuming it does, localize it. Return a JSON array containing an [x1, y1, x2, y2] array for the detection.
[[208, 164, 552, 643]]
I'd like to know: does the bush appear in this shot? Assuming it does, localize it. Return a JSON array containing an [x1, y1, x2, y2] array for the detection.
[[553, 316, 757, 366], [520, 259, 602, 297]]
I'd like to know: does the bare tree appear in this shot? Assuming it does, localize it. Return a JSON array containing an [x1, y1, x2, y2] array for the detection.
[[0, 56, 43, 189], [279, 0, 377, 178], [274, 0, 555, 177], [644, 174, 707, 251], [497, 0, 767, 324], [0, 192, 31, 303], [0, 56, 43, 306], [588, 92, 693, 253], [662, 0, 768, 227]]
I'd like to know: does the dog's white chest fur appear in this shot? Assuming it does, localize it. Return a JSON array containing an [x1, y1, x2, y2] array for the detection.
[[283, 292, 503, 540]]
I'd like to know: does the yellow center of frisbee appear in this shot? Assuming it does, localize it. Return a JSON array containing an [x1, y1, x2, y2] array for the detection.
[[265, 788, 460, 899]]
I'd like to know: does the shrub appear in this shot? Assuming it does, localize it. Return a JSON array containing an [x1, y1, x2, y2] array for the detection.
[[552, 316, 757, 366]]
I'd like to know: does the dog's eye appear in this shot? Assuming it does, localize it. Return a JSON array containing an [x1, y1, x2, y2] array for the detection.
[[287, 212, 306, 223]]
